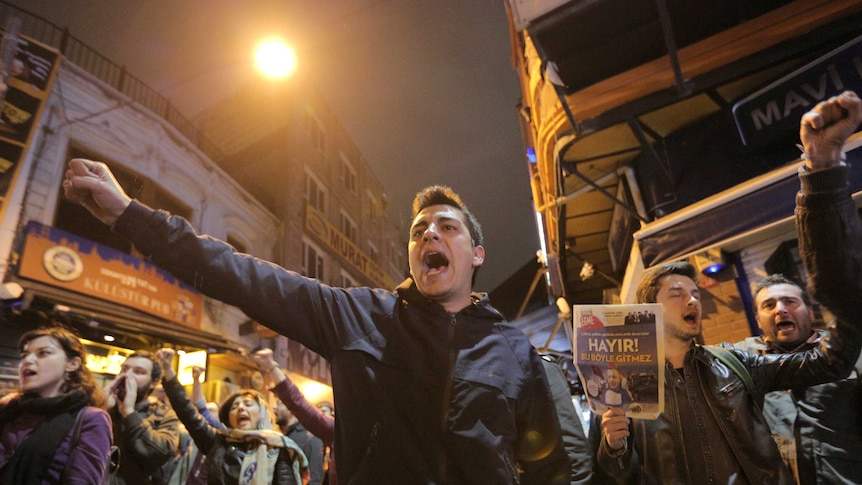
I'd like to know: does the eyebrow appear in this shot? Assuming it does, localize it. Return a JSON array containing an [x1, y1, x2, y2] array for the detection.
[[409, 215, 461, 233]]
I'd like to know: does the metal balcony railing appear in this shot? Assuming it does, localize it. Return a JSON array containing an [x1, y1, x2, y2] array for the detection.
[[0, 1, 226, 163]]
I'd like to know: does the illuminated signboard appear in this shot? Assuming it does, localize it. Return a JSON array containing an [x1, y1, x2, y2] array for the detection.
[[18, 221, 203, 328]]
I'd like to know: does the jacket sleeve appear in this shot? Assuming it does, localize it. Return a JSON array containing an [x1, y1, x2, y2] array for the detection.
[[541, 357, 592, 485], [162, 375, 219, 454], [112, 201, 396, 360], [117, 401, 180, 474], [65, 408, 113, 484], [271, 379, 334, 445], [590, 411, 635, 484], [195, 397, 227, 432], [796, 164, 862, 323]]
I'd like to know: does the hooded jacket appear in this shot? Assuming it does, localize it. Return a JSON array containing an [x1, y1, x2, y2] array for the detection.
[[114, 201, 569, 485]]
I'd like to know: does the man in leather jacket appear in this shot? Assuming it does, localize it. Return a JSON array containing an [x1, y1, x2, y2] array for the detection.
[[733, 274, 862, 484], [596, 260, 861, 484]]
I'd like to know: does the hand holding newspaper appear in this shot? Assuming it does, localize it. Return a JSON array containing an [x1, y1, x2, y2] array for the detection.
[[572, 303, 665, 419]]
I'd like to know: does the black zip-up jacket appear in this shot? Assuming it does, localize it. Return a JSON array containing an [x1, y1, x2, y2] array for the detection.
[[114, 201, 569, 484]]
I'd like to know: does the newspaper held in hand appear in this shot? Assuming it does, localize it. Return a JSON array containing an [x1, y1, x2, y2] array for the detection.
[[572, 303, 665, 419]]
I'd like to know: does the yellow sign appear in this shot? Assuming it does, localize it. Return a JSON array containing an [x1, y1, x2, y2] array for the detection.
[[304, 205, 395, 289]]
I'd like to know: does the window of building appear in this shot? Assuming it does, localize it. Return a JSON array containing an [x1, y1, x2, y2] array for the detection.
[[302, 239, 326, 280], [226, 235, 248, 254], [55, 147, 191, 256], [340, 270, 358, 288], [303, 108, 325, 154], [305, 171, 327, 213], [341, 154, 356, 194], [340, 211, 357, 243], [367, 241, 379, 265], [367, 191, 380, 219]]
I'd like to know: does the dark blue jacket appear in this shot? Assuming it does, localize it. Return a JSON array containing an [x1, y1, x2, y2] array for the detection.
[[114, 201, 569, 484]]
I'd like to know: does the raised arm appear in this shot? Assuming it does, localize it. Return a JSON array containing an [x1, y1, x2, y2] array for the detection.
[[797, 90, 862, 321], [254, 348, 334, 444], [155, 348, 219, 454]]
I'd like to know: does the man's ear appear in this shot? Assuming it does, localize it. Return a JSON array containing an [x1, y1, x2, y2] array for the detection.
[[472, 245, 485, 268]]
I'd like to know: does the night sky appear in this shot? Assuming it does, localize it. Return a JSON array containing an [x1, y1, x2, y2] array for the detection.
[[12, 0, 539, 290]]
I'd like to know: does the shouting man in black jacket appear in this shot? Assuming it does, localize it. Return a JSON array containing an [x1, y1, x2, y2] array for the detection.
[[63, 168, 570, 484]]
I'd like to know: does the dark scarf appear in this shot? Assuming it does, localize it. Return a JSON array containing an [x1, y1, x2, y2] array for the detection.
[[0, 389, 89, 485]]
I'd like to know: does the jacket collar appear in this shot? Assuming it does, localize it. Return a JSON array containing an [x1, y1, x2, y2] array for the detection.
[[395, 278, 502, 320]]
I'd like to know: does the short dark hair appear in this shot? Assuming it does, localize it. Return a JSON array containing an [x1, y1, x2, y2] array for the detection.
[[412, 185, 483, 247], [636, 261, 699, 304], [127, 350, 162, 383], [754, 274, 812, 307]]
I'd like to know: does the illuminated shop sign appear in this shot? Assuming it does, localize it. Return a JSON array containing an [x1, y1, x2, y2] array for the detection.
[[18, 221, 203, 329]]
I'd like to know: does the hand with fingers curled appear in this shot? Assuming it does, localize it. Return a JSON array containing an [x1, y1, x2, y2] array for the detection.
[[63, 158, 133, 225], [601, 407, 631, 452], [799, 90, 862, 171]]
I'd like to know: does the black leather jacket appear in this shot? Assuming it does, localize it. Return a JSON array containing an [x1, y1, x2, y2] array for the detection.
[[596, 328, 860, 485], [793, 163, 862, 484]]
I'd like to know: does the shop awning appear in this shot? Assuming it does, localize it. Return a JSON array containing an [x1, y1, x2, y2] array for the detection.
[[634, 138, 862, 268]]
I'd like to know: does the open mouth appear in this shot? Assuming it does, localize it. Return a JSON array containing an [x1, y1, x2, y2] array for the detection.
[[776, 321, 796, 333], [423, 252, 449, 272], [21, 369, 36, 378], [683, 312, 698, 325]]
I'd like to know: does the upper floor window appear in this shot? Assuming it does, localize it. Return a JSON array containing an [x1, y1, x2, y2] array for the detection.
[[303, 108, 325, 154], [226, 235, 248, 254], [367, 241, 379, 264], [367, 191, 381, 219], [340, 270, 358, 288], [306, 172, 327, 213], [302, 239, 326, 280], [341, 154, 357, 194], [340, 211, 357, 243]]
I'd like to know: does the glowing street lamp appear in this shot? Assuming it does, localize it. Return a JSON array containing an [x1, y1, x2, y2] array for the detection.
[[254, 38, 297, 79]]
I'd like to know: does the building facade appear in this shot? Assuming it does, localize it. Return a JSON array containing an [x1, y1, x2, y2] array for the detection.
[[0, 4, 405, 403]]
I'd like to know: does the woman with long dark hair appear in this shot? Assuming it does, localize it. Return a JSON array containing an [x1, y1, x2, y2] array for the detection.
[[0, 323, 114, 484]]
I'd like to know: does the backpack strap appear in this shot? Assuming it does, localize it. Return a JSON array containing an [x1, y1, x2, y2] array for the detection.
[[703, 345, 762, 408]]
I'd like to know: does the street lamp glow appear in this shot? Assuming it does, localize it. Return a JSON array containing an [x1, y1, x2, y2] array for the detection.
[[254, 39, 297, 79]]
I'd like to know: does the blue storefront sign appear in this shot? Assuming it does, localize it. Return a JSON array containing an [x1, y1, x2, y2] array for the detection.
[[733, 35, 862, 149]]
